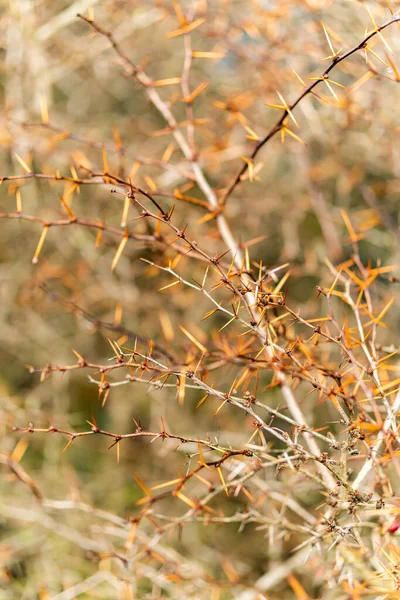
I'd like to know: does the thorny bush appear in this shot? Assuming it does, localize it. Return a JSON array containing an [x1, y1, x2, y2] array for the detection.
[[1, 1, 400, 599]]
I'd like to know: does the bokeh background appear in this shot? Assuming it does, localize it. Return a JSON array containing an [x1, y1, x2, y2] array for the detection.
[[1, 1, 400, 598]]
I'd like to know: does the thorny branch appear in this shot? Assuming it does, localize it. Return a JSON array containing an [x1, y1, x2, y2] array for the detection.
[[2, 3, 400, 599], [219, 14, 400, 206]]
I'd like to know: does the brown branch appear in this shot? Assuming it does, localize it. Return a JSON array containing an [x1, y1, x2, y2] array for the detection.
[[219, 15, 400, 207], [0, 453, 43, 501]]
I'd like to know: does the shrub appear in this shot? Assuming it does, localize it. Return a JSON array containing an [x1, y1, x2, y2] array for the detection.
[[1, 2, 400, 598]]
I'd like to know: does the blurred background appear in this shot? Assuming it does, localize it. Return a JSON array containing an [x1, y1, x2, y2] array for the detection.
[[1, 1, 400, 598]]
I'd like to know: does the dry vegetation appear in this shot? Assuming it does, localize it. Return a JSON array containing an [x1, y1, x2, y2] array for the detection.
[[1, 1, 400, 598]]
